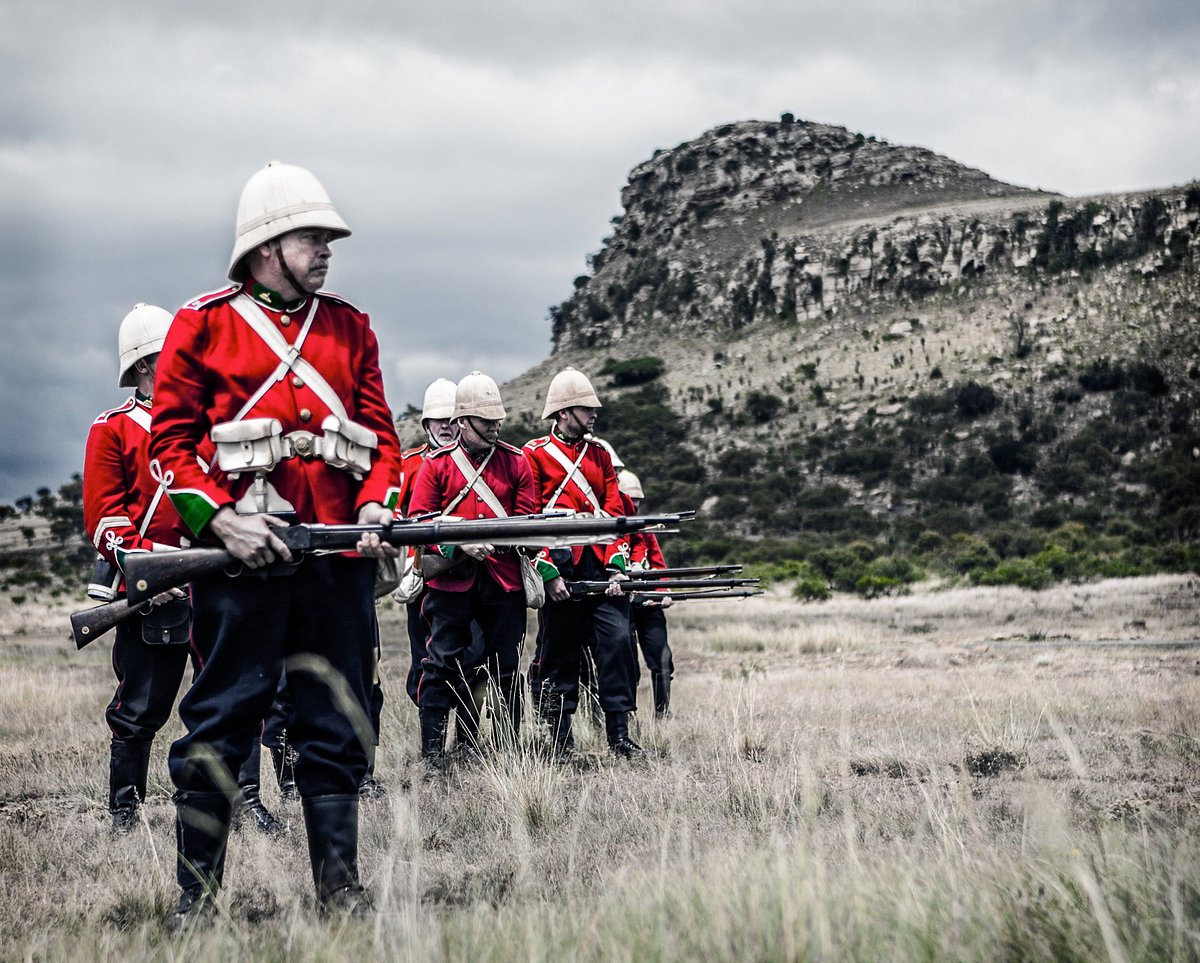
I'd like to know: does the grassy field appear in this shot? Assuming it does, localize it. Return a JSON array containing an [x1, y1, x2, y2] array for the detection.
[[1, 575, 1197, 961]]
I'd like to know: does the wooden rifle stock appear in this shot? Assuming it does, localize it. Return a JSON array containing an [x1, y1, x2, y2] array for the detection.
[[70, 598, 142, 649]]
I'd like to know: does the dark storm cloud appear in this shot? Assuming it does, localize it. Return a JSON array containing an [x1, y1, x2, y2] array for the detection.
[[1, 0, 1197, 501]]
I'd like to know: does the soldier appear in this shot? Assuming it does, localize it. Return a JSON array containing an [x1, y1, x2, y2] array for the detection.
[[396, 378, 459, 706], [523, 368, 642, 758], [151, 162, 403, 924], [408, 372, 539, 764], [619, 469, 675, 718], [84, 305, 285, 837], [83, 304, 195, 833]]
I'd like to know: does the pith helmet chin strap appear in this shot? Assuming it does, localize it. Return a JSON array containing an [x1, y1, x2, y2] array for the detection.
[[272, 238, 307, 298]]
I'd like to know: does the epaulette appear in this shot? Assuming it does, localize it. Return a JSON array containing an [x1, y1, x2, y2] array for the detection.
[[181, 284, 241, 311], [524, 436, 551, 450], [402, 445, 429, 460], [428, 440, 459, 457], [496, 440, 523, 455], [317, 290, 360, 312], [92, 396, 137, 425]]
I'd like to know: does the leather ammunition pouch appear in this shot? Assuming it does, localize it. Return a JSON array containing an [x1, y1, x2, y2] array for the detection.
[[140, 596, 191, 645], [391, 549, 425, 604], [318, 415, 377, 476], [212, 418, 284, 476]]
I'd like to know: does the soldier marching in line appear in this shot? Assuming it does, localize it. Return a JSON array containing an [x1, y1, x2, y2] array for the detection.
[[620, 468, 675, 719], [395, 378, 460, 706], [524, 368, 643, 759], [150, 162, 403, 925], [408, 373, 541, 765], [83, 305, 285, 837]]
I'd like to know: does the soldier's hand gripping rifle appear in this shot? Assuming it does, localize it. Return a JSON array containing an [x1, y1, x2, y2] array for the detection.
[[124, 512, 692, 606]]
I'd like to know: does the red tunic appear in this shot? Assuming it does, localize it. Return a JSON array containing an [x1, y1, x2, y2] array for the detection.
[[523, 432, 628, 572], [151, 283, 403, 539], [408, 440, 538, 592], [83, 396, 183, 588], [397, 443, 430, 517]]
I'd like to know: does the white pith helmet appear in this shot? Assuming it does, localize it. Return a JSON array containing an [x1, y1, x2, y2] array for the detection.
[[227, 161, 351, 280], [589, 435, 625, 470], [618, 469, 644, 500], [117, 303, 173, 387], [453, 371, 507, 421], [421, 378, 458, 422], [542, 366, 602, 419]]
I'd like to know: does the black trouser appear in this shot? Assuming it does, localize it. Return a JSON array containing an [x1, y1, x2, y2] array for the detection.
[[106, 613, 192, 744], [532, 554, 636, 717], [169, 555, 376, 799], [406, 597, 426, 706], [631, 603, 673, 712], [417, 570, 525, 718]]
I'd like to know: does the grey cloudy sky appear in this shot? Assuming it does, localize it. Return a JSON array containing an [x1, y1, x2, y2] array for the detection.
[[1, 0, 1197, 502]]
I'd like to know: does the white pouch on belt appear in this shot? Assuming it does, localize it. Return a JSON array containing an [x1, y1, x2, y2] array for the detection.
[[320, 415, 377, 475], [211, 418, 284, 477]]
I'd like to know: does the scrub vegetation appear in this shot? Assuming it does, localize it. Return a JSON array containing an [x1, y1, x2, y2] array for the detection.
[[0, 577, 1197, 960]]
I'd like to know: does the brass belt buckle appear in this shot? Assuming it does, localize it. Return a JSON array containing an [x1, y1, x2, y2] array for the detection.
[[289, 431, 318, 459]]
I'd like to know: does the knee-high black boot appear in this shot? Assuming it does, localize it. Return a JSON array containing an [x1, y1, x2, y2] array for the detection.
[[109, 740, 152, 833], [270, 744, 299, 800], [303, 794, 370, 915], [420, 708, 449, 765], [235, 741, 285, 836], [171, 790, 233, 930]]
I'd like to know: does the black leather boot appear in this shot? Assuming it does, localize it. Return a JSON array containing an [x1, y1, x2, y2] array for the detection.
[[652, 672, 672, 719], [358, 743, 386, 799], [605, 711, 645, 758], [549, 712, 574, 760], [453, 700, 481, 756], [235, 742, 286, 836], [419, 708, 450, 771], [170, 791, 232, 932], [109, 740, 152, 834], [270, 745, 299, 801], [303, 794, 370, 917]]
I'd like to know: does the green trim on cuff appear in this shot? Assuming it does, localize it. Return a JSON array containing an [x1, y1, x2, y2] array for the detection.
[[535, 558, 560, 582], [168, 489, 221, 538]]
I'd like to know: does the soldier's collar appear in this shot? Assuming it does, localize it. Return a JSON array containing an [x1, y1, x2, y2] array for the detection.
[[135, 390, 152, 406], [249, 279, 307, 313], [552, 427, 585, 446]]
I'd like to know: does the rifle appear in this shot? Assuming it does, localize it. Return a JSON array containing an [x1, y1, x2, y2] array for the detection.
[[124, 512, 691, 605], [626, 565, 744, 579], [632, 589, 764, 602], [67, 510, 444, 648], [565, 577, 759, 597]]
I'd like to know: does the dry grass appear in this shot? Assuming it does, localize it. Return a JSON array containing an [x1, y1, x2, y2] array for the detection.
[[1, 576, 1198, 960]]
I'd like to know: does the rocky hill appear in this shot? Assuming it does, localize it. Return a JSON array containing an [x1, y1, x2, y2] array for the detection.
[[461, 116, 1200, 592]]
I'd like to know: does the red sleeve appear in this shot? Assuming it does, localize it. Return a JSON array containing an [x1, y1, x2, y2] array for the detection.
[[349, 319, 404, 513], [83, 420, 153, 571], [150, 308, 230, 537]]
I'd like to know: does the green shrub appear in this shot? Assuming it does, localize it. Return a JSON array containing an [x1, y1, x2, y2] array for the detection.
[[599, 356, 665, 387], [970, 558, 1055, 590], [953, 537, 1000, 574], [791, 562, 832, 602]]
